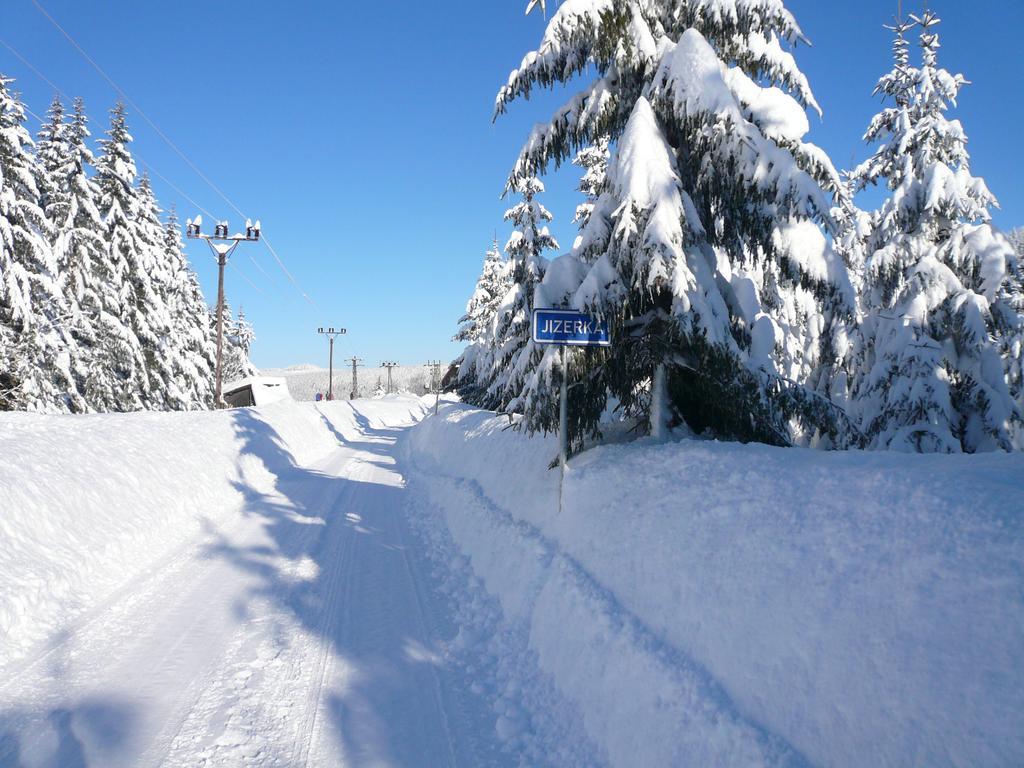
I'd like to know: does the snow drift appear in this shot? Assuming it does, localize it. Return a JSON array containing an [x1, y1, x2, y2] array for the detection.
[[0, 400, 425, 668], [407, 404, 1024, 768]]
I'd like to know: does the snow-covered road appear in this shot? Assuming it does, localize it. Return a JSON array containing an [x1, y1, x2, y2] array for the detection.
[[0, 402, 497, 767], [4, 398, 1020, 767]]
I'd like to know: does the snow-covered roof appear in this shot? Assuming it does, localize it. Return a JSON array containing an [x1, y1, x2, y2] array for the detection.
[[223, 376, 292, 406]]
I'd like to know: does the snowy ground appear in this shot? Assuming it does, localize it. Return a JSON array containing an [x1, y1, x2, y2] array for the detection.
[[262, 364, 437, 401], [1, 399, 1021, 766]]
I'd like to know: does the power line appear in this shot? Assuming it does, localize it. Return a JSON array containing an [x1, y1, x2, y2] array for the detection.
[[139, 161, 215, 221], [229, 262, 266, 296], [0, 36, 65, 96], [28, 0, 319, 310], [2, 26, 288, 308], [28, 0, 240, 216]]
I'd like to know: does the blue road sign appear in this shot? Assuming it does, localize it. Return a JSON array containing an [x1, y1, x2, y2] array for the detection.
[[532, 309, 611, 347]]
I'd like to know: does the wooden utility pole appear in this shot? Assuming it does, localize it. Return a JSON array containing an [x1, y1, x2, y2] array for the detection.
[[186, 216, 261, 406]]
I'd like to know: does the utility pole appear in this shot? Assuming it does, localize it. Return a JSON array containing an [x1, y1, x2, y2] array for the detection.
[[346, 357, 364, 400], [381, 361, 398, 394], [186, 216, 261, 407], [427, 359, 443, 415], [317, 327, 347, 400]]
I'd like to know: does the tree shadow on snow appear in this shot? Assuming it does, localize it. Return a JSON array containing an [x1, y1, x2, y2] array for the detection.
[[0, 697, 138, 768], [212, 404, 482, 766]]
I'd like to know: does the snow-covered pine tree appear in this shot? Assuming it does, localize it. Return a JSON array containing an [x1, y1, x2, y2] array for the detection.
[[221, 302, 257, 383], [497, 1, 855, 446], [479, 177, 559, 416], [453, 238, 509, 402], [132, 172, 181, 409], [1008, 228, 1024, 260], [42, 97, 108, 410], [91, 102, 149, 411], [34, 95, 96, 413], [0, 77, 77, 412], [849, 11, 1020, 452], [571, 136, 609, 235], [35, 96, 68, 225], [164, 207, 216, 408], [1000, 245, 1024, 446], [234, 306, 255, 373]]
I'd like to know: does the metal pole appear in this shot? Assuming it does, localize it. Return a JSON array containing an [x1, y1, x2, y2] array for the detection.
[[652, 363, 666, 441], [214, 252, 227, 407], [328, 336, 334, 400], [427, 360, 442, 415], [387, 366, 393, 394], [559, 344, 568, 513]]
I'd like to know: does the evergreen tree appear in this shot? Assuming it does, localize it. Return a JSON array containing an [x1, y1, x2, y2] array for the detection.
[[91, 102, 148, 411], [220, 302, 257, 383], [571, 137, 609, 235], [47, 97, 107, 410], [1007, 228, 1024, 261], [35, 95, 95, 413], [454, 238, 510, 401], [850, 12, 1020, 452], [496, 1, 855, 447], [480, 177, 559, 414], [164, 207, 216, 408], [132, 172, 179, 408], [0, 77, 75, 412]]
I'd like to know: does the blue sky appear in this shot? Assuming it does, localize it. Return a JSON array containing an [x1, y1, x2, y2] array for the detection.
[[2, 0, 1022, 369]]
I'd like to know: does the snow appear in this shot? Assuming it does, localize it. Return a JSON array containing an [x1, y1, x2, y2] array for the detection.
[[2, 398, 1021, 766], [408, 404, 1024, 768], [5, 398, 558, 766], [0, 400, 339, 664], [725, 68, 810, 141]]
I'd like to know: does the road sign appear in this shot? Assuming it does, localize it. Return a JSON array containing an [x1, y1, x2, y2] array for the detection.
[[531, 309, 612, 514], [532, 309, 610, 347]]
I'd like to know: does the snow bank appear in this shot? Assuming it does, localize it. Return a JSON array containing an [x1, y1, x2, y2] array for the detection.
[[0, 400, 352, 667], [407, 404, 1024, 768]]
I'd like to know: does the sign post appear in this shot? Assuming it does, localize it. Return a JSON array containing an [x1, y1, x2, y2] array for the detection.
[[532, 308, 611, 513]]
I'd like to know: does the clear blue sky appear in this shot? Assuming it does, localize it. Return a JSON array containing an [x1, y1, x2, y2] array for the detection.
[[2, 0, 1022, 369]]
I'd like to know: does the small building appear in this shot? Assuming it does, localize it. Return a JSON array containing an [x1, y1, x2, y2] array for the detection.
[[223, 376, 292, 408]]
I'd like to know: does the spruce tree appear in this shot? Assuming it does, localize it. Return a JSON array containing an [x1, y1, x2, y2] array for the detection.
[[482, 177, 559, 414], [850, 12, 1020, 452], [221, 302, 257, 383], [571, 137, 609, 235], [35, 95, 95, 413], [133, 173, 179, 408], [0, 77, 76, 412], [1008, 228, 1024, 260], [164, 207, 216, 408], [497, 1, 855, 446], [48, 97, 107, 411], [454, 238, 510, 401], [92, 102, 148, 411]]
